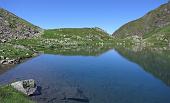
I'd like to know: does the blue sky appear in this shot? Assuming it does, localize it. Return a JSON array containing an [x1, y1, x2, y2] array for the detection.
[[0, 0, 168, 34]]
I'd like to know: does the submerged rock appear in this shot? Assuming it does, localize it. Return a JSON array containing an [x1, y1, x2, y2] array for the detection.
[[60, 87, 89, 103], [11, 79, 37, 96]]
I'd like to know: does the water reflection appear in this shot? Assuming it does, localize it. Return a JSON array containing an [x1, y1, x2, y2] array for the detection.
[[0, 64, 15, 75], [0, 46, 170, 103], [115, 47, 170, 86], [42, 45, 114, 56], [0, 45, 113, 75]]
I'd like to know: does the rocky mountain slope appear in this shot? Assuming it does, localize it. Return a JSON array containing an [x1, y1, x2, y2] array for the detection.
[[0, 8, 41, 42], [112, 2, 170, 42]]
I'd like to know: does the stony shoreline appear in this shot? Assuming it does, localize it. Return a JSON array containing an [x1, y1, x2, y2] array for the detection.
[[0, 57, 22, 65], [0, 52, 39, 65]]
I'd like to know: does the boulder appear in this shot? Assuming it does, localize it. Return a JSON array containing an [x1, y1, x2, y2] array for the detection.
[[7, 59, 15, 64], [11, 79, 37, 96], [0, 60, 8, 64]]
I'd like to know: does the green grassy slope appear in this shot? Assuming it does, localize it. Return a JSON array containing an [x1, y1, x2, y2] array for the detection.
[[112, 3, 170, 48], [144, 25, 170, 46], [0, 86, 34, 103], [43, 28, 113, 42], [113, 3, 170, 38]]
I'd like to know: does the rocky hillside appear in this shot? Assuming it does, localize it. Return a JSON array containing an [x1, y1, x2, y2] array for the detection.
[[0, 8, 41, 42], [113, 2, 170, 39]]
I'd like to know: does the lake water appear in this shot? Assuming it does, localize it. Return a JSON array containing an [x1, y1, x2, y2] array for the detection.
[[0, 48, 170, 103]]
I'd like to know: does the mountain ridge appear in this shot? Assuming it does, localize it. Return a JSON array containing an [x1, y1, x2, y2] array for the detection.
[[112, 2, 170, 39]]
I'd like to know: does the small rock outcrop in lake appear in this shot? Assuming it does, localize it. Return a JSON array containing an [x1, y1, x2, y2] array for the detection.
[[11, 79, 37, 96]]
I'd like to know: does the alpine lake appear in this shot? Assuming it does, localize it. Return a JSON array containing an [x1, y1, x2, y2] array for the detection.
[[0, 46, 170, 103]]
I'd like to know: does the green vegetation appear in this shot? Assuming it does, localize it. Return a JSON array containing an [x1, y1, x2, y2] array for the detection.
[[144, 25, 170, 46], [113, 3, 170, 48], [113, 3, 170, 37], [43, 28, 112, 41], [18, 28, 113, 49], [0, 28, 115, 103], [9, 38, 114, 56], [42, 28, 114, 46], [0, 3, 170, 103], [1, 3, 170, 60], [0, 86, 34, 103], [0, 43, 33, 60], [0, 28, 115, 60]]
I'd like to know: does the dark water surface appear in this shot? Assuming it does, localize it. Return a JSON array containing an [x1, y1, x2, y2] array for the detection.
[[0, 49, 170, 103]]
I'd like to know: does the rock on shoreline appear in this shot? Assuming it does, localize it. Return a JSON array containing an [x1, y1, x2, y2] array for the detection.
[[11, 79, 38, 96], [0, 57, 21, 65]]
